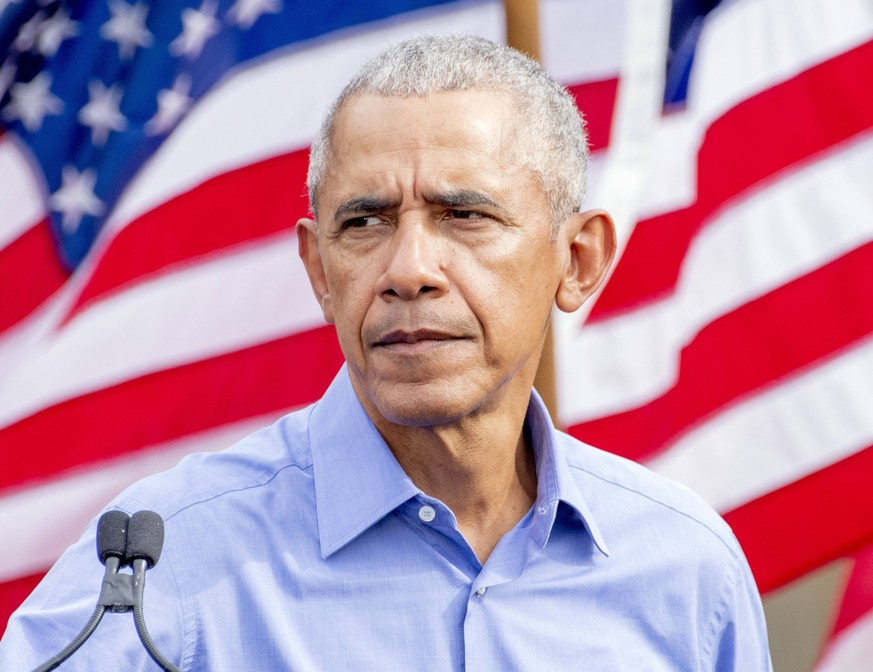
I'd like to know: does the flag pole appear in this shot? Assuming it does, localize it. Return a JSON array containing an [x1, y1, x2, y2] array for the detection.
[[504, 0, 559, 425], [504, 0, 540, 59]]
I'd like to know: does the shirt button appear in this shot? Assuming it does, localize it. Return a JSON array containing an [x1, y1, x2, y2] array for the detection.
[[475, 587, 487, 597], [418, 505, 436, 522], [537, 506, 548, 516]]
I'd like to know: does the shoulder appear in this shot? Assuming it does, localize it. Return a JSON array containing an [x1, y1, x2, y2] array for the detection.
[[556, 431, 742, 560], [111, 403, 317, 521], [554, 433, 771, 668]]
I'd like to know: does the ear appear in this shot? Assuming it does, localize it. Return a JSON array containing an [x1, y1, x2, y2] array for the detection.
[[297, 218, 335, 324], [555, 209, 617, 313]]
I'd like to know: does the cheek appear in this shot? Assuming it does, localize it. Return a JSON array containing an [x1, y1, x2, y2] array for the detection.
[[323, 261, 372, 332], [467, 264, 533, 333], [475, 250, 557, 332]]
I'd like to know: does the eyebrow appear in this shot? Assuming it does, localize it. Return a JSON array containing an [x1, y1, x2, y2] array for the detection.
[[332, 189, 502, 222], [333, 197, 396, 222], [426, 189, 500, 210]]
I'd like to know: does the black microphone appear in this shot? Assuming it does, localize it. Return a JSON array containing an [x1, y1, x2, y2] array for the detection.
[[96, 510, 135, 612], [31, 510, 131, 672], [126, 510, 164, 568], [127, 511, 180, 672], [97, 510, 130, 566]]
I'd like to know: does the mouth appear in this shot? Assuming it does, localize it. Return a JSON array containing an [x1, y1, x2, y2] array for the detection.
[[374, 329, 458, 347], [373, 329, 462, 351]]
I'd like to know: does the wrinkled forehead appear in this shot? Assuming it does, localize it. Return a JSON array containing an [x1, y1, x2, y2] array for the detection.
[[333, 89, 523, 144]]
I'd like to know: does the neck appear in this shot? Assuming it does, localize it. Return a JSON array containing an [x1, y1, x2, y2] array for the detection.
[[373, 390, 538, 564]]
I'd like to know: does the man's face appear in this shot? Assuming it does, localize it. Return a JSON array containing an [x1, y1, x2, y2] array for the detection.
[[300, 91, 574, 428]]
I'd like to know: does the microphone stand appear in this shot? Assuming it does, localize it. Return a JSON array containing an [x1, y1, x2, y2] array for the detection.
[[29, 511, 181, 672], [132, 557, 181, 672]]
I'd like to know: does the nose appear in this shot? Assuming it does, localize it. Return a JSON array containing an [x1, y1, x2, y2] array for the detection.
[[376, 220, 449, 301]]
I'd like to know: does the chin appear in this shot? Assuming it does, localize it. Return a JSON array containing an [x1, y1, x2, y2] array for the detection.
[[371, 385, 477, 429]]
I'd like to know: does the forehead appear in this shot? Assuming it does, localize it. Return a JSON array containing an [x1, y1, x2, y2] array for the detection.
[[332, 90, 519, 147], [319, 91, 535, 207]]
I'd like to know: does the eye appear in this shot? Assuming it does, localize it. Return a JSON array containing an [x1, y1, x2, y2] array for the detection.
[[341, 215, 383, 229], [446, 209, 486, 221]]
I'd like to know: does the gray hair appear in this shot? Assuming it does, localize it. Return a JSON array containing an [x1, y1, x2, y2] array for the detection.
[[306, 35, 589, 229]]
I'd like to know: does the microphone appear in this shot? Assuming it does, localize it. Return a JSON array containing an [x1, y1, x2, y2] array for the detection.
[[97, 509, 130, 566], [127, 511, 180, 672], [32, 510, 131, 672], [96, 510, 135, 612], [126, 509, 164, 568]]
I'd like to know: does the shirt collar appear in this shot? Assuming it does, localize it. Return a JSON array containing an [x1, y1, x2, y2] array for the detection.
[[309, 366, 608, 559], [526, 388, 610, 557], [310, 365, 421, 559]]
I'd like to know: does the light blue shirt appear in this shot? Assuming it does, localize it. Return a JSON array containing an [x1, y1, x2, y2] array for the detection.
[[1, 367, 771, 670]]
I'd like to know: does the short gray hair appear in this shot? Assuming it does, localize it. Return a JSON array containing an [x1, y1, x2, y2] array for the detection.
[[307, 35, 589, 228]]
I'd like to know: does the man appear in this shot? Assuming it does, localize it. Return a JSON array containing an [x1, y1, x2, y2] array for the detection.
[[1, 36, 772, 670]]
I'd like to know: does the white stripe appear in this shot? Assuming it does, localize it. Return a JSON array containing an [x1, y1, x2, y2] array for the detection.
[[0, 412, 286, 583], [0, 232, 323, 427], [636, 0, 873, 219], [540, 0, 625, 82], [693, 0, 873, 125], [557, 131, 873, 423], [104, 1, 503, 237], [633, 110, 706, 220], [647, 334, 873, 513], [0, 134, 46, 250], [583, 152, 607, 212], [815, 611, 873, 672]]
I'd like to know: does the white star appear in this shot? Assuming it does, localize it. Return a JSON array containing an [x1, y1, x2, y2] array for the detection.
[[78, 80, 128, 146], [2, 71, 63, 131], [100, 0, 153, 60], [13, 11, 46, 52], [36, 6, 79, 57], [145, 73, 192, 136], [50, 165, 105, 233], [0, 0, 23, 16], [169, 0, 219, 59], [227, 0, 281, 29], [0, 60, 16, 99]]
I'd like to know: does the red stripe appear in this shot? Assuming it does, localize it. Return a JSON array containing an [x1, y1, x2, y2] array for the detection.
[[589, 38, 873, 322], [0, 571, 45, 635], [0, 326, 343, 493], [724, 441, 873, 594], [568, 240, 873, 462], [566, 77, 619, 153], [65, 148, 311, 321], [0, 219, 69, 334]]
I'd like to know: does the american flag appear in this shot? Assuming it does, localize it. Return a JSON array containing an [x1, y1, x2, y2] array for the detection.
[[548, 0, 873, 668], [1, 0, 872, 667]]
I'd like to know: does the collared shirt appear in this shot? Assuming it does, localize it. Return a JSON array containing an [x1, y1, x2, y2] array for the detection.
[[0, 366, 772, 671]]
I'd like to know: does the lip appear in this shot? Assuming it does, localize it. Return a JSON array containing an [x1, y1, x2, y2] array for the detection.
[[373, 328, 463, 352]]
